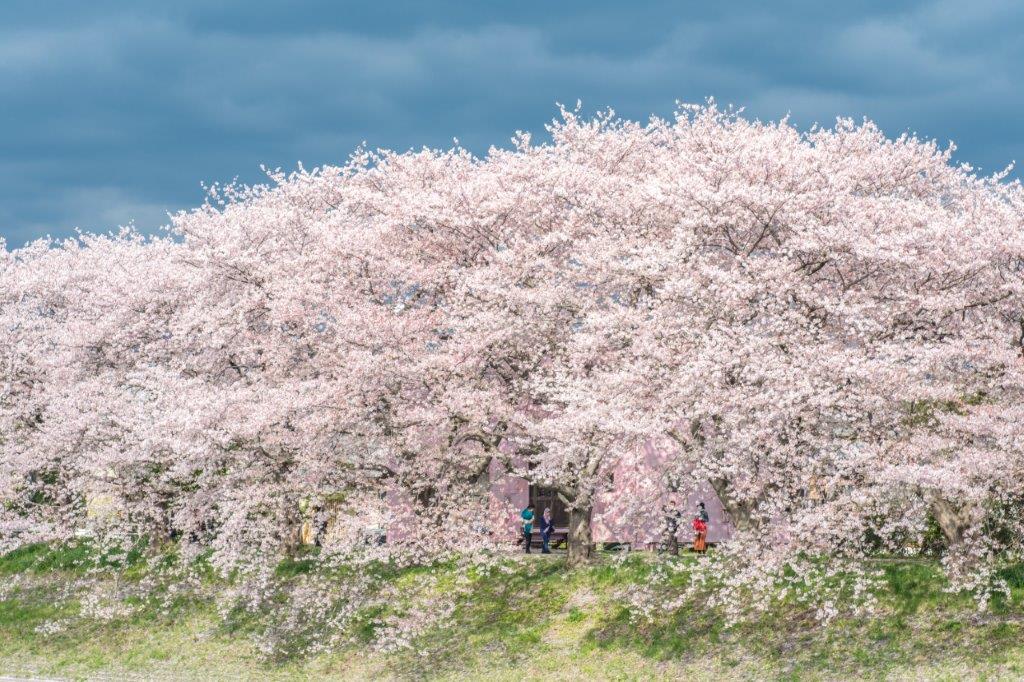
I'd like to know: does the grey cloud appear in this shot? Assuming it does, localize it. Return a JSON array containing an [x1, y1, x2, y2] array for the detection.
[[0, 1, 1021, 246]]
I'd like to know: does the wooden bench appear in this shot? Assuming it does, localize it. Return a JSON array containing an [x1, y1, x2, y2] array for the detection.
[[527, 527, 569, 550]]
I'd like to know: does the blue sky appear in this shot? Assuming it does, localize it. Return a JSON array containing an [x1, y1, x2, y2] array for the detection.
[[2, 0, 1022, 247]]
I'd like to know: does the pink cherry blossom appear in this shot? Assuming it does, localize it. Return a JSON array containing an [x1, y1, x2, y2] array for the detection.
[[3, 102, 1023, 618]]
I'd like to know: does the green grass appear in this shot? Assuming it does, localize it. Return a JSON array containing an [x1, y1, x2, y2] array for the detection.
[[3, 545, 1024, 680]]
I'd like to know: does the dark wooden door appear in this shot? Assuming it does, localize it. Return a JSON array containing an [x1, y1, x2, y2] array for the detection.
[[529, 485, 569, 527]]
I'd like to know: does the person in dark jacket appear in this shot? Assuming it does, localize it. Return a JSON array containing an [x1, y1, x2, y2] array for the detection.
[[698, 501, 710, 524], [539, 507, 555, 554]]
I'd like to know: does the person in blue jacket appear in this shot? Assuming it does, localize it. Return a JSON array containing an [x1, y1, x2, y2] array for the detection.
[[520, 504, 535, 553]]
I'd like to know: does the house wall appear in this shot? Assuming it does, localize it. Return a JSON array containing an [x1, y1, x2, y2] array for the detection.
[[382, 437, 735, 547], [487, 457, 529, 535]]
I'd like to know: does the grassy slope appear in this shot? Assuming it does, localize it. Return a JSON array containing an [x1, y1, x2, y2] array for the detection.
[[3, 545, 1024, 681]]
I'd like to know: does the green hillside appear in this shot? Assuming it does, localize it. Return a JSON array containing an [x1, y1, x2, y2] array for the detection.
[[2, 544, 1024, 681]]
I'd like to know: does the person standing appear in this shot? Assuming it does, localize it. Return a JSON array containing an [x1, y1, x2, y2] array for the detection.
[[694, 501, 710, 554], [539, 507, 554, 554], [693, 514, 708, 554], [521, 504, 536, 553]]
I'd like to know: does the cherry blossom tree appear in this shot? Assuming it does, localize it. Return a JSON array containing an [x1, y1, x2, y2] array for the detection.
[[3, 101, 1024, 608]]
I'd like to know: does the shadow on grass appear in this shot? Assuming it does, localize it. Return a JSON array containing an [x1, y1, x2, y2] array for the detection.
[[0, 540, 149, 576], [579, 557, 1024, 679]]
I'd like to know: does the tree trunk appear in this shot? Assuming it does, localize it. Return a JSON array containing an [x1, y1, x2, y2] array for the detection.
[[566, 505, 594, 568], [666, 534, 679, 555], [931, 496, 973, 547], [662, 509, 680, 555], [709, 477, 759, 533]]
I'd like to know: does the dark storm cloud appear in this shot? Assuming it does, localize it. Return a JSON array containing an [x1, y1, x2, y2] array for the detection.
[[1, 0, 1021, 246]]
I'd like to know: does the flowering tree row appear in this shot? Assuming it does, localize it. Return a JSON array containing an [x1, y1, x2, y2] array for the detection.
[[3, 103, 1024, 611]]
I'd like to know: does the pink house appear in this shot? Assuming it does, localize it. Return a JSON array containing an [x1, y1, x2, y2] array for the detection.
[[381, 438, 733, 550], [485, 440, 733, 548]]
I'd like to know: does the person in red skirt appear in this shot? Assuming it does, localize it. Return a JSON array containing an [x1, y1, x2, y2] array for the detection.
[[692, 515, 708, 554]]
